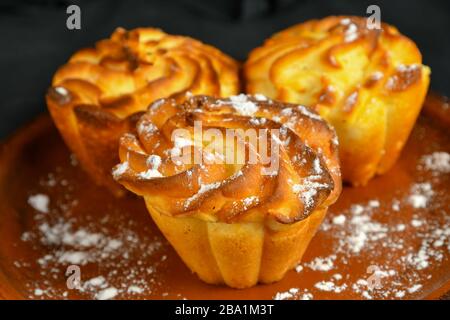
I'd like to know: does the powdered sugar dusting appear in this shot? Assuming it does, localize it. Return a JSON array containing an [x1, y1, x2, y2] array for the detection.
[[341, 18, 360, 42], [241, 196, 259, 209], [286, 143, 450, 300], [292, 175, 330, 210], [95, 287, 118, 300], [28, 194, 50, 213], [15, 160, 178, 300], [112, 161, 129, 179], [228, 94, 259, 116], [296, 105, 323, 121], [253, 93, 268, 101], [420, 152, 450, 174], [139, 155, 163, 179], [315, 280, 347, 293], [407, 183, 433, 209], [273, 288, 313, 300], [184, 181, 222, 209], [10, 115, 450, 300], [305, 255, 336, 272]]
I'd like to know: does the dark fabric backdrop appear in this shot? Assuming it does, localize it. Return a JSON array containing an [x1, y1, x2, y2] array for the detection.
[[1, 0, 449, 138]]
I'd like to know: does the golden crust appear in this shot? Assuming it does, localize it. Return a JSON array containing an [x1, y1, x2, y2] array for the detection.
[[113, 95, 341, 223], [244, 16, 431, 186], [147, 204, 328, 288], [46, 27, 240, 196], [113, 94, 341, 288]]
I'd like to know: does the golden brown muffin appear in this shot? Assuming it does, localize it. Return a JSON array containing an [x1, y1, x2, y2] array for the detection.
[[113, 94, 341, 288], [244, 16, 430, 186], [46, 27, 240, 196]]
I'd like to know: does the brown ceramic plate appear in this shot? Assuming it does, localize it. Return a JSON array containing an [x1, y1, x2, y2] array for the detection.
[[0, 94, 449, 300]]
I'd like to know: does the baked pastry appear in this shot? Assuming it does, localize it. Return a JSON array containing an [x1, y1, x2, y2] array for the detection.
[[113, 94, 341, 288], [244, 16, 430, 186], [46, 27, 240, 196]]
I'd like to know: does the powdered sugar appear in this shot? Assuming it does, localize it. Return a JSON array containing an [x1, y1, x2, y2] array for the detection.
[[332, 214, 346, 225], [421, 152, 450, 173], [385, 64, 421, 91], [184, 181, 222, 209], [273, 288, 313, 300], [344, 91, 359, 111], [112, 161, 129, 179], [96, 287, 118, 300], [241, 196, 259, 209], [28, 194, 50, 213], [397, 63, 421, 73], [127, 285, 144, 294], [314, 280, 347, 293], [12, 117, 450, 300], [407, 284, 422, 293], [228, 94, 259, 116], [54, 86, 69, 97], [407, 183, 433, 209], [17, 163, 169, 300], [137, 120, 158, 136], [296, 105, 323, 121], [253, 93, 268, 101], [369, 71, 384, 81], [322, 200, 389, 254], [139, 154, 163, 179], [341, 18, 359, 42], [297, 172, 449, 299], [305, 255, 336, 272], [292, 175, 330, 210], [249, 117, 267, 126]]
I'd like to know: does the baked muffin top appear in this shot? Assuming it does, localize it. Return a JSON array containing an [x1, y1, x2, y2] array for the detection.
[[244, 16, 430, 186], [113, 94, 341, 224], [48, 27, 240, 120]]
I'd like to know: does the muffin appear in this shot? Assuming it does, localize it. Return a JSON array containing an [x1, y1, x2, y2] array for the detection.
[[46, 27, 240, 196], [244, 16, 430, 186], [113, 94, 341, 288]]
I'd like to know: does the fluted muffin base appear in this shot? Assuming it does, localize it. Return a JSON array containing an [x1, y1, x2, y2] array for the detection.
[[146, 200, 327, 289]]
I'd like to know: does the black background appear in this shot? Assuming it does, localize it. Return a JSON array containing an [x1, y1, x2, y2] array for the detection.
[[0, 300, 441, 318], [1, 0, 449, 138]]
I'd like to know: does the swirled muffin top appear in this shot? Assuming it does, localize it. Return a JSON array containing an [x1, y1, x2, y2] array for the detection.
[[113, 94, 341, 223], [49, 27, 240, 119], [244, 16, 430, 185]]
